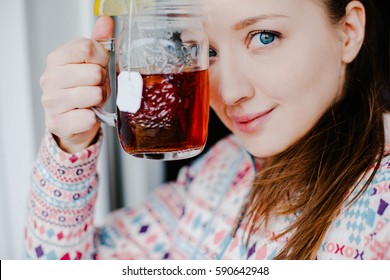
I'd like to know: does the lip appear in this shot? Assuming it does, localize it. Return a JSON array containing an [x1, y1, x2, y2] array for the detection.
[[230, 108, 275, 133]]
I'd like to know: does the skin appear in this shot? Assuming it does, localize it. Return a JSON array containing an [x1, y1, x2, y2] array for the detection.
[[40, 0, 365, 156], [205, 0, 364, 158], [40, 18, 114, 153]]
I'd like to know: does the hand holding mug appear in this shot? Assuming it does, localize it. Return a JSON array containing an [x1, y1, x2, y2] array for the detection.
[[41, 1, 209, 160], [40, 17, 114, 153]]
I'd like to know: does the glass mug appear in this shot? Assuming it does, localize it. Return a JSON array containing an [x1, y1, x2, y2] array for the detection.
[[94, 0, 210, 160]]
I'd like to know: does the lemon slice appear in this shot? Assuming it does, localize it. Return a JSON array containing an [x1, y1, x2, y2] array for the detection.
[[94, 0, 129, 16]]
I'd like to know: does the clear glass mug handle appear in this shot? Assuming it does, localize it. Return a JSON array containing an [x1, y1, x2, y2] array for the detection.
[[92, 38, 116, 127]]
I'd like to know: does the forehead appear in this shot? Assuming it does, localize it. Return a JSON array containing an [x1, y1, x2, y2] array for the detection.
[[202, 0, 324, 28]]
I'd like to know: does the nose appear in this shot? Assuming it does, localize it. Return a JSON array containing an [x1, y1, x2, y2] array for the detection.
[[216, 52, 254, 105]]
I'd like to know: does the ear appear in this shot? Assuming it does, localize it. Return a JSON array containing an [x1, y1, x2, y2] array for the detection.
[[341, 1, 366, 64]]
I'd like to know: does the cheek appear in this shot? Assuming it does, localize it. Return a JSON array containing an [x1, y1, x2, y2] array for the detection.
[[267, 51, 343, 151], [269, 41, 343, 108]]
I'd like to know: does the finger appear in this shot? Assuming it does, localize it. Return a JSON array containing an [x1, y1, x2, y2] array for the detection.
[[47, 38, 110, 67], [41, 63, 107, 90], [47, 109, 98, 137], [91, 16, 115, 40], [42, 86, 107, 114]]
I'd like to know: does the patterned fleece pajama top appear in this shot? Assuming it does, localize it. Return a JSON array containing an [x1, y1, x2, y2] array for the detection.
[[25, 131, 390, 260]]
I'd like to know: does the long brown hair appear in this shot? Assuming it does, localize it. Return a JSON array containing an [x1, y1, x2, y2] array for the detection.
[[242, 0, 389, 259]]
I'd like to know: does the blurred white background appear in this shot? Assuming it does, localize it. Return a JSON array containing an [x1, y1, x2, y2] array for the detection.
[[0, 0, 164, 259]]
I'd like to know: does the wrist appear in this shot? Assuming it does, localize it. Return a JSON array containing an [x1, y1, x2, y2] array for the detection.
[[54, 127, 101, 154]]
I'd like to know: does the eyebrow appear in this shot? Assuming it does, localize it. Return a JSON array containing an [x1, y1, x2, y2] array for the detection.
[[232, 15, 289, 31]]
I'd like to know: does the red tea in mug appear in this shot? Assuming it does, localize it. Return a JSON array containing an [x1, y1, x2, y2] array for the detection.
[[117, 69, 209, 159]]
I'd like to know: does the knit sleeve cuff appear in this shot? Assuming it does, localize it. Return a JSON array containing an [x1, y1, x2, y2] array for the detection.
[[35, 130, 103, 185]]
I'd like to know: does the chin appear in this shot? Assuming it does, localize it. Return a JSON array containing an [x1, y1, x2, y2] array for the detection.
[[241, 136, 292, 159], [247, 147, 281, 159]]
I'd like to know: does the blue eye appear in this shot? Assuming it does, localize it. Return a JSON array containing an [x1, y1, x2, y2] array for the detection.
[[248, 31, 279, 49], [259, 33, 275, 45], [209, 48, 217, 57]]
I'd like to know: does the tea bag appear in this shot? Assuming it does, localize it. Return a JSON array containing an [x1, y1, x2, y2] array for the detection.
[[117, 0, 143, 113], [117, 71, 143, 113]]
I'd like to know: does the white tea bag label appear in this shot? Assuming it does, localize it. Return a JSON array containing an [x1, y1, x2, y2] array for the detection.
[[117, 71, 143, 113]]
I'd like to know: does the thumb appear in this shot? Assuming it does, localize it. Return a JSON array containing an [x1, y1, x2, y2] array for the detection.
[[91, 16, 115, 40]]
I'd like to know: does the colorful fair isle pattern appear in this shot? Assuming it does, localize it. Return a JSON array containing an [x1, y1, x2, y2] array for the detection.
[[25, 131, 390, 260]]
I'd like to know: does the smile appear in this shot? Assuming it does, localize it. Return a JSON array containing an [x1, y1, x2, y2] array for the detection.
[[231, 108, 275, 133]]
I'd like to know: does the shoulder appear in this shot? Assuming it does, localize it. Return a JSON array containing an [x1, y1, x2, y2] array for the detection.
[[368, 113, 390, 221], [363, 161, 390, 258], [360, 148, 390, 226], [358, 150, 390, 258], [367, 150, 390, 221], [318, 152, 390, 259]]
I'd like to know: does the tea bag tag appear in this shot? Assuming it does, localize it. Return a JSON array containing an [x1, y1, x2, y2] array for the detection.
[[117, 71, 143, 113]]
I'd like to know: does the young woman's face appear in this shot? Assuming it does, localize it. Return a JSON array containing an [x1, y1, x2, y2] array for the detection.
[[203, 0, 346, 158]]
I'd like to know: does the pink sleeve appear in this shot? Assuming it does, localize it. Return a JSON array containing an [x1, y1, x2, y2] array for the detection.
[[25, 130, 195, 260], [25, 131, 102, 260]]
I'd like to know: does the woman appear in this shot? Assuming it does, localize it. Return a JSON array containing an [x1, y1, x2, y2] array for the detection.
[[28, 0, 389, 259]]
